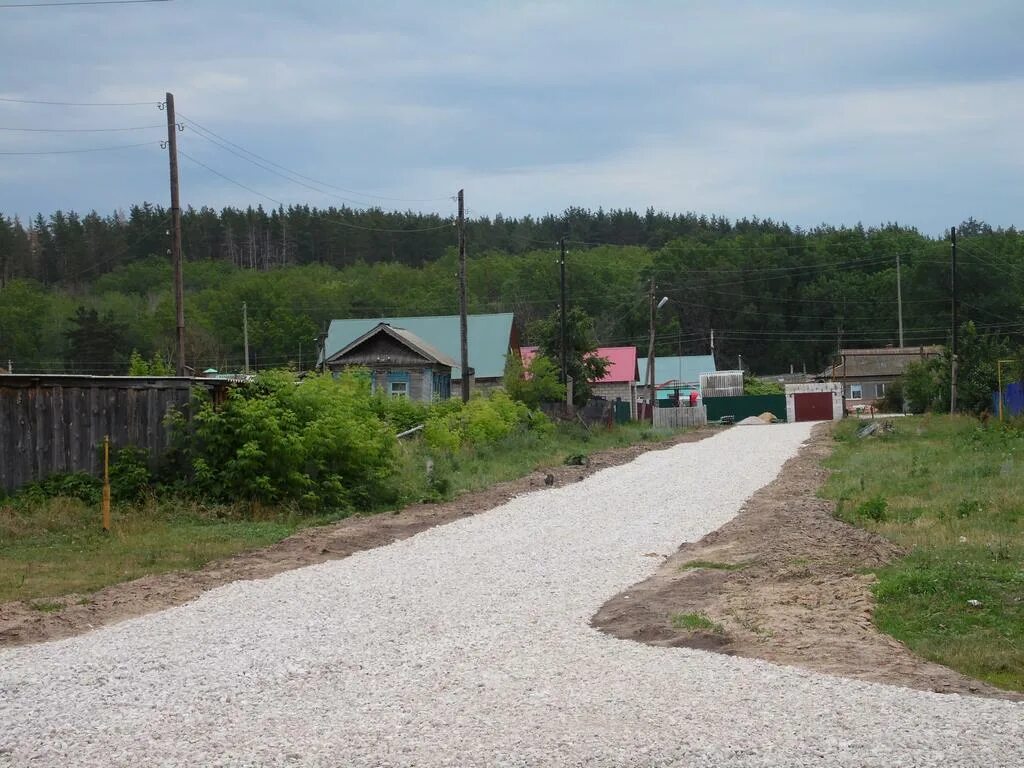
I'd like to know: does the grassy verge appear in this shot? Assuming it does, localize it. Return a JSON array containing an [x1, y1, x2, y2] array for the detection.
[[0, 422, 683, 604], [823, 415, 1024, 691]]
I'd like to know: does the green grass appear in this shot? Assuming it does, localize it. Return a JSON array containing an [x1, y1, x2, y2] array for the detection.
[[29, 601, 63, 613], [671, 612, 725, 633], [679, 560, 750, 571], [0, 496, 321, 603], [823, 415, 1024, 691], [0, 422, 689, 604]]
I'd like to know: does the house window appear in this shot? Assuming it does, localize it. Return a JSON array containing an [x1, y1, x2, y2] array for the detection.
[[849, 383, 863, 399], [875, 382, 887, 398], [390, 381, 408, 398]]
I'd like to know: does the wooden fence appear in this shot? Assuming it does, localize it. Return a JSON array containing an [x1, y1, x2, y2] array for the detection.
[[0, 375, 204, 494], [653, 404, 707, 429]]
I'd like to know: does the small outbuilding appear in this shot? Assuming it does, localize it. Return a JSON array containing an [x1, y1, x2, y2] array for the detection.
[[325, 322, 456, 401], [785, 382, 844, 422]]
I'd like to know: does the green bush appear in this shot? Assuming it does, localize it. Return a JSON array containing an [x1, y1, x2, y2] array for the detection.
[[16, 472, 101, 506], [856, 495, 888, 522], [423, 390, 544, 452], [109, 446, 153, 502], [182, 371, 397, 512]]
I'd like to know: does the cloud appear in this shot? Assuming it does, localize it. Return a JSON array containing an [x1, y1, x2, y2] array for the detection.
[[1, 1, 1022, 232]]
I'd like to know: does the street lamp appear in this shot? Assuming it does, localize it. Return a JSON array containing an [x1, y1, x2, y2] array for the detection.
[[647, 290, 669, 422]]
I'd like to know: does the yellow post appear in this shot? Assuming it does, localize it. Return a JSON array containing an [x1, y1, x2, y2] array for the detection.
[[102, 435, 111, 532]]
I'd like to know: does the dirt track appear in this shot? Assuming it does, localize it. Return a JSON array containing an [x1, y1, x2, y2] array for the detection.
[[593, 422, 1021, 701]]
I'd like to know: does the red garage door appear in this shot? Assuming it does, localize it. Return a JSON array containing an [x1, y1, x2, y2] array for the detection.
[[794, 392, 833, 422]]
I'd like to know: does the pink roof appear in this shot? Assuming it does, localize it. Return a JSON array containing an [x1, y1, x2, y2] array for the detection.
[[518, 346, 639, 384]]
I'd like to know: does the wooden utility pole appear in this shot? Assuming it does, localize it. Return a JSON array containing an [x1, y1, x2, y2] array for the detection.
[[457, 189, 469, 403], [950, 226, 958, 414], [559, 237, 567, 384], [165, 92, 186, 377], [896, 253, 905, 348], [242, 301, 250, 374], [647, 278, 656, 423]]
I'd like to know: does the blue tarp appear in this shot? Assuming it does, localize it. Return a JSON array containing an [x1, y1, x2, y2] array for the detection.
[[992, 381, 1024, 417]]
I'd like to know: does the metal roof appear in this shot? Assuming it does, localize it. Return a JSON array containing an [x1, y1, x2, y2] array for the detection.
[[323, 313, 516, 380], [519, 346, 639, 384], [829, 346, 942, 379], [637, 355, 717, 387]]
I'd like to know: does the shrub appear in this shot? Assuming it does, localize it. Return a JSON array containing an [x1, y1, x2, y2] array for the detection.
[[856, 495, 888, 522], [423, 390, 543, 452], [181, 371, 397, 512], [109, 446, 153, 502], [505, 354, 566, 408], [17, 472, 101, 505]]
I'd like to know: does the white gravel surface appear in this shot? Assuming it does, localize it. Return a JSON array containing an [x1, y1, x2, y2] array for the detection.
[[2, 422, 1022, 767]]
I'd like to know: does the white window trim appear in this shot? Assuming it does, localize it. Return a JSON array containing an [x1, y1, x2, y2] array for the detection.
[[390, 380, 409, 398], [849, 383, 863, 399]]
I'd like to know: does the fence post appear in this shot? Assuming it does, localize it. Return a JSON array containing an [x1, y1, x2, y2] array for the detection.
[[102, 435, 111, 532]]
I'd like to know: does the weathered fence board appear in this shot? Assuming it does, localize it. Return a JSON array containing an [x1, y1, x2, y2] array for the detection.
[[0, 375, 198, 494], [653, 405, 707, 429]]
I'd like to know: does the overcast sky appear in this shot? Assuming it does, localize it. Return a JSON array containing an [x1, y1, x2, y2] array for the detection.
[[0, 0, 1021, 234]]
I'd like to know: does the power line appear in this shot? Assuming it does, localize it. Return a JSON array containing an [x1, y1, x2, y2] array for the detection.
[[0, 96, 158, 106], [183, 131, 373, 208], [179, 149, 284, 206], [0, 0, 170, 7], [0, 124, 162, 132], [178, 113, 455, 204], [0, 140, 156, 155], [180, 149, 456, 234]]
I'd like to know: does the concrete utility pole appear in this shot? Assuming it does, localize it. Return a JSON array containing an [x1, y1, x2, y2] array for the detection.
[[896, 253, 904, 348], [950, 226, 958, 414], [164, 92, 186, 377], [710, 327, 715, 361], [457, 189, 469, 403], [647, 278, 656, 423], [559, 237, 567, 384], [243, 302, 250, 374]]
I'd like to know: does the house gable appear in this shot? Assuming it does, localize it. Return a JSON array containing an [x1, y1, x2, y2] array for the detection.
[[323, 313, 516, 381], [326, 323, 456, 369]]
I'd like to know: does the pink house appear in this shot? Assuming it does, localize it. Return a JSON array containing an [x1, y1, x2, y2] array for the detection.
[[519, 346, 640, 417]]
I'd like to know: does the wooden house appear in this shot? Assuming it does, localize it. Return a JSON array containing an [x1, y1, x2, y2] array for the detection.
[[828, 346, 941, 412], [321, 313, 519, 392], [325, 322, 456, 401]]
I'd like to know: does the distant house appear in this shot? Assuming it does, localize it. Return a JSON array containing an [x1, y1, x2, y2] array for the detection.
[[828, 346, 941, 412], [637, 354, 717, 403], [325, 322, 456, 402], [321, 313, 519, 391], [520, 345, 640, 416]]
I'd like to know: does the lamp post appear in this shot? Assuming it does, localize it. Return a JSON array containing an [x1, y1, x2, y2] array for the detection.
[[647, 288, 669, 423]]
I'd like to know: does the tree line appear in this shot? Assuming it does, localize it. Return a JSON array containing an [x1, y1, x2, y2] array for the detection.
[[0, 205, 1021, 378]]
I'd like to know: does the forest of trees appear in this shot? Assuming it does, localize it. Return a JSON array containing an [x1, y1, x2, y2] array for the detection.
[[0, 204, 1021, 377]]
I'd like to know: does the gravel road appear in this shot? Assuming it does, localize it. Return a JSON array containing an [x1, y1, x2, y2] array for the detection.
[[1, 422, 1021, 767]]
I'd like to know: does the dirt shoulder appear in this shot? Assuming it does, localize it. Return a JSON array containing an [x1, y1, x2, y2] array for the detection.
[[0, 429, 717, 649], [592, 423, 1022, 701]]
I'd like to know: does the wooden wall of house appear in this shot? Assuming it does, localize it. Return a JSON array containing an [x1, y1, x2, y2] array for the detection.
[[332, 335, 431, 368], [0, 376, 196, 494]]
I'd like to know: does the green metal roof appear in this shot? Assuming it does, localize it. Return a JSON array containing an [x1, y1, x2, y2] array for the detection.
[[637, 355, 717, 388], [323, 313, 516, 380]]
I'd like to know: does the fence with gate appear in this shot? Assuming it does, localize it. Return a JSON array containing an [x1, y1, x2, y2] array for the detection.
[[653, 404, 707, 429], [0, 375, 227, 494], [703, 395, 787, 423]]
